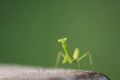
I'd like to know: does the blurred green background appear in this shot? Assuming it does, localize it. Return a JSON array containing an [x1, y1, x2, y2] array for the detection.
[[0, 0, 120, 80]]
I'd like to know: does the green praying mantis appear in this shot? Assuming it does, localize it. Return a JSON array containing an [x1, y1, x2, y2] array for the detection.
[[55, 37, 94, 69]]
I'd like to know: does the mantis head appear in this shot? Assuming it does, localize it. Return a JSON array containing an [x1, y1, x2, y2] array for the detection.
[[58, 37, 68, 44]]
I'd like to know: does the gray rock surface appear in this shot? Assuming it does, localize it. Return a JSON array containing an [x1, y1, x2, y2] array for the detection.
[[0, 65, 110, 80]]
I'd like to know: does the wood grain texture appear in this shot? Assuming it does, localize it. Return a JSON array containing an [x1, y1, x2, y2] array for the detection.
[[0, 65, 110, 80]]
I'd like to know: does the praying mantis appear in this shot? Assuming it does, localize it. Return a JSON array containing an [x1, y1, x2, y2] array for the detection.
[[55, 37, 94, 69]]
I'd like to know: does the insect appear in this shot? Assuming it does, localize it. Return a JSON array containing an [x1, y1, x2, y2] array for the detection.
[[55, 37, 94, 69]]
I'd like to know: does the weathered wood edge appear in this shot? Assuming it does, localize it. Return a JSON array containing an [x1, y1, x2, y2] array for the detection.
[[0, 64, 110, 80]]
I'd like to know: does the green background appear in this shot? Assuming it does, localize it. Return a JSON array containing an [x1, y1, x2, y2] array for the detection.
[[0, 0, 120, 80]]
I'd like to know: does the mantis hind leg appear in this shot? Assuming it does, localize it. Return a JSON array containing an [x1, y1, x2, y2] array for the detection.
[[55, 51, 65, 68], [77, 51, 94, 70]]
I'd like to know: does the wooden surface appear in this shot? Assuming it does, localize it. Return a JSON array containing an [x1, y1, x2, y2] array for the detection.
[[0, 65, 110, 80]]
